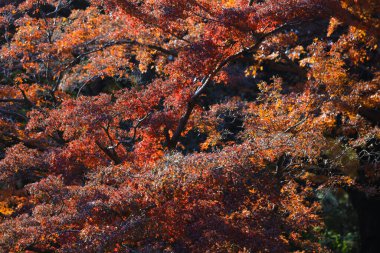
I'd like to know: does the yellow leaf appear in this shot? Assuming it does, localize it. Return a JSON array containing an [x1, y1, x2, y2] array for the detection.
[[327, 17, 342, 37], [0, 201, 14, 216]]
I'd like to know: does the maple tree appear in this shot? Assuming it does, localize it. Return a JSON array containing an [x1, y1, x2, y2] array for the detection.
[[0, 0, 379, 252]]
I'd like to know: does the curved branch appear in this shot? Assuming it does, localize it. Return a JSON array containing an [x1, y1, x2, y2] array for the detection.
[[168, 24, 289, 149], [53, 39, 177, 93], [0, 108, 28, 121], [95, 140, 122, 165]]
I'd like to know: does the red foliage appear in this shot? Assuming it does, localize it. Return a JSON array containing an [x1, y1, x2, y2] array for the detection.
[[0, 0, 379, 252]]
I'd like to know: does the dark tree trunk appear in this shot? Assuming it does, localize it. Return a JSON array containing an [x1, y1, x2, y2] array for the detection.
[[349, 189, 380, 253]]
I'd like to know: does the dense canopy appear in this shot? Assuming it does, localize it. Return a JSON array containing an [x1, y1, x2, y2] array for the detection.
[[0, 0, 379, 252]]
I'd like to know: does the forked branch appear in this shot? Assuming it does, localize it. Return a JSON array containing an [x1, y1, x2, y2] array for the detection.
[[168, 24, 289, 149]]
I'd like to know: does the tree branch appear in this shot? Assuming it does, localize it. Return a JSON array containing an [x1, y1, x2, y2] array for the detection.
[[52, 39, 177, 93], [284, 116, 307, 133], [95, 140, 122, 165], [0, 98, 26, 103], [0, 108, 28, 121], [17, 85, 34, 107], [168, 24, 289, 149]]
